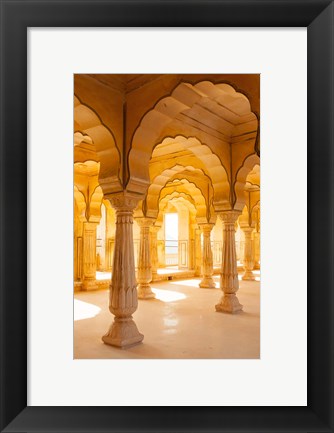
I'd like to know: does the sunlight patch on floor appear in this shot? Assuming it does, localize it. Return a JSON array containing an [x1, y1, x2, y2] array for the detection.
[[157, 267, 183, 275], [151, 288, 186, 302], [74, 299, 101, 321], [238, 275, 261, 282], [170, 279, 201, 288]]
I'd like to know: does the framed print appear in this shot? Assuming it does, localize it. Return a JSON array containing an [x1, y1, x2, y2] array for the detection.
[[28, 29, 305, 407], [0, 1, 333, 432]]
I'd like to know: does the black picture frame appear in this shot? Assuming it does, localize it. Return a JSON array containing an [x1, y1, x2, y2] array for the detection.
[[1, 1, 333, 432]]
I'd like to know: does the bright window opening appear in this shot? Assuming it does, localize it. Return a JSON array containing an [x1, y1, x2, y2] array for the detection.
[[165, 213, 178, 266]]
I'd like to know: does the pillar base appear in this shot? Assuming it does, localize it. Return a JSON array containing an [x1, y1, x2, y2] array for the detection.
[[102, 317, 144, 348], [81, 279, 98, 291], [242, 271, 256, 281], [199, 277, 216, 289], [215, 294, 243, 314], [195, 269, 201, 277], [137, 284, 156, 299]]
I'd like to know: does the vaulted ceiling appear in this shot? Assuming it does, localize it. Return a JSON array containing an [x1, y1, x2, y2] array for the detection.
[[74, 74, 260, 217]]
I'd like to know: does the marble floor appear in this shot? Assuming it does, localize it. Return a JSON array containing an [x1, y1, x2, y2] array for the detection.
[[74, 273, 260, 359]]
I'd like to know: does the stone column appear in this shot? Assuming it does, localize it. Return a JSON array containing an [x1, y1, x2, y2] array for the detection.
[[194, 227, 202, 276], [188, 223, 196, 271], [82, 222, 98, 291], [253, 230, 260, 270], [199, 224, 216, 288], [150, 225, 160, 282], [215, 210, 243, 313], [242, 227, 255, 280], [136, 218, 156, 299], [102, 194, 143, 348]]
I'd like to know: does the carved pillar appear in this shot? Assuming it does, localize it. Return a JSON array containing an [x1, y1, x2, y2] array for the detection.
[[102, 194, 143, 348], [82, 222, 98, 291], [136, 218, 155, 299], [242, 227, 255, 280], [199, 224, 215, 288], [215, 211, 243, 313], [150, 225, 160, 282], [194, 227, 202, 276], [189, 223, 196, 271], [253, 230, 260, 270]]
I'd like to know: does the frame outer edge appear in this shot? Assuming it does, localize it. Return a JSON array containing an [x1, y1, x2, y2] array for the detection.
[[0, 0, 333, 432], [0, 1, 28, 432], [307, 1, 334, 430]]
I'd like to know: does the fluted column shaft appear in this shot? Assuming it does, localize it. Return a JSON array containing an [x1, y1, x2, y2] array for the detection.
[[199, 224, 215, 288], [194, 227, 202, 276], [253, 230, 260, 269], [82, 222, 98, 291], [150, 226, 160, 281], [136, 218, 155, 299], [102, 194, 143, 348], [242, 227, 255, 280], [215, 211, 243, 313]]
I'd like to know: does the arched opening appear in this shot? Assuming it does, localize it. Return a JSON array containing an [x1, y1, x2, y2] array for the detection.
[[127, 80, 258, 202], [74, 96, 122, 195], [164, 212, 179, 267], [233, 153, 260, 211]]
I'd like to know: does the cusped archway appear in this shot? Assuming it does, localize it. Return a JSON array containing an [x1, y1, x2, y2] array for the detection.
[[158, 179, 208, 223], [233, 154, 260, 211], [74, 96, 122, 195], [128, 81, 258, 202]]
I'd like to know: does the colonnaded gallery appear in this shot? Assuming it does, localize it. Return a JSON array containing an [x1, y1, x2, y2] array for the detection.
[[74, 74, 260, 359]]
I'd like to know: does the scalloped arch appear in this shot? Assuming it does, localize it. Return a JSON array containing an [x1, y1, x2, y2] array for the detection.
[[160, 180, 207, 220], [150, 179, 208, 224], [145, 167, 209, 219], [74, 186, 86, 222], [156, 193, 198, 226], [146, 164, 211, 209], [74, 95, 122, 195], [149, 135, 229, 207], [88, 185, 103, 223], [127, 81, 251, 198], [233, 153, 260, 211]]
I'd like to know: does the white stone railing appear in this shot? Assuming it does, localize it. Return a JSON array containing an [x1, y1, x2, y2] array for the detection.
[[165, 254, 178, 265]]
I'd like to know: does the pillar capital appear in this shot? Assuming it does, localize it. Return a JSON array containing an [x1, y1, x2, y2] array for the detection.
[[106, 192, 141, 212], [135, 217, 155, 228], [241, 225, 254, 234], [151, 224, 161, 233], [83, 221, 98, 229], [199, 223, 214, 234], [218, 210, 241, 224]]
